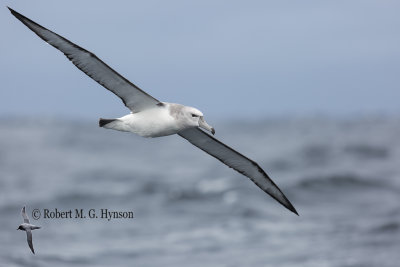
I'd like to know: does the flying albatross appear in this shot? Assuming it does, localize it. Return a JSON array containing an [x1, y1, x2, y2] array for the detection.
[[8, 7, 298, 215]]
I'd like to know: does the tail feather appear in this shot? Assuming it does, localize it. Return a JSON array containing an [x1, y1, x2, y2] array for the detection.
[[99, 118, 116, 127]]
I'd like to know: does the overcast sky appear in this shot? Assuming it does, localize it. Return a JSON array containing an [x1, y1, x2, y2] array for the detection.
[[1, 0, 399, 120]]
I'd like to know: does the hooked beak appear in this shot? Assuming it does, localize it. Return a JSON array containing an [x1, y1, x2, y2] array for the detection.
[[199, 116, 215, 135]]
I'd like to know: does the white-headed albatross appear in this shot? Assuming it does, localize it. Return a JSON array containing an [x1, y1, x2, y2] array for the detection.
[[9, 7, 298, 215]]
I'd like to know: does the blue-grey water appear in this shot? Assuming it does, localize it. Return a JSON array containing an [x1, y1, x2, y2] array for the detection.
[[0, 116, 399, 267]]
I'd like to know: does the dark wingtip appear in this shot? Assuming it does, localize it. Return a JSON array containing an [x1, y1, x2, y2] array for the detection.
[[8, 6, 18, 16], [8, 7, 26, 22], [287, 203, 299, 216], [279, 193, 299, 216]]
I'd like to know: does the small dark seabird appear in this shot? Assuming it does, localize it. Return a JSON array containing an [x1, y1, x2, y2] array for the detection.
[[8, 8, 298, 215], [17, 206, 41, 254]]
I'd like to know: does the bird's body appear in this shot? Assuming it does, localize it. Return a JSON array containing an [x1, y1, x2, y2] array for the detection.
[[9, 7, 298, 215], [17, 206, 40, 254], [18, 223, 41, 231], [102, 102, 207, 137]]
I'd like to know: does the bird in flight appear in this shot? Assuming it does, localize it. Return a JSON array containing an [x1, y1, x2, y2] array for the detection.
[[17, 206, 41, 254], [9, 8, 298, 215]]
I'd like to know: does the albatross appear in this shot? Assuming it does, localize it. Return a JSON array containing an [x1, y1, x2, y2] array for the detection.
[[9, 7, 298, 215]]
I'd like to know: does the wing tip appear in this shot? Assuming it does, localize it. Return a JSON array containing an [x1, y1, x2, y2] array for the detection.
[[273, 190, 299, 216], [8, 6, 20, 18], [270, 191, 299, 216], [286, 202, 299, 216], [8, 7, 31, 27]]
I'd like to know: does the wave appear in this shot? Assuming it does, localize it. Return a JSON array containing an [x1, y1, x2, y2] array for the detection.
[[371, 222, 400, 234], [296, 173, 383, 191], [344, 144, 389, 159]]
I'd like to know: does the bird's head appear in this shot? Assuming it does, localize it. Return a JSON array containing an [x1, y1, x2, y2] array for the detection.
[[183, 106, 215, 135], [17, 225, 23, 230]]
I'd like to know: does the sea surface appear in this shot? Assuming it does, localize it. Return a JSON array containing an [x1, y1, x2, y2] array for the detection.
[[0, 116, 399, 267]]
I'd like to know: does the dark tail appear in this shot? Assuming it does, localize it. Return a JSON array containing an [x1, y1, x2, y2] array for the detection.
[[99, 118, 116, 127]]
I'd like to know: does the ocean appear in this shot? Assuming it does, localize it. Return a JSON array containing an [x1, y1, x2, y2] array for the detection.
[[0, 116, 399, 267]]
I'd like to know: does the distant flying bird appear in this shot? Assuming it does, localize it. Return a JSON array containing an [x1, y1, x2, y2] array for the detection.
[[17, 206, 41, 254], [8, 8, 298, 215]]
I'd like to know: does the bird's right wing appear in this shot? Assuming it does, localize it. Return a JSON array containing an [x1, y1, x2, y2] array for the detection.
[[178, 128, 298, 215], [8, 7, 160, 113], [21, 206, 30, 224], [26, 230, 35, 254]]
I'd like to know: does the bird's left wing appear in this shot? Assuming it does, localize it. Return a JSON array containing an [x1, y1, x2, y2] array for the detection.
[[26, 230, 35, 254], [178, 128, 298, 215], [8, 7, 160, 113], [21, 206, 30, 223]]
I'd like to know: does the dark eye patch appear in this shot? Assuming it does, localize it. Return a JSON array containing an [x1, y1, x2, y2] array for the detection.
[[192, 114, 199, 117]]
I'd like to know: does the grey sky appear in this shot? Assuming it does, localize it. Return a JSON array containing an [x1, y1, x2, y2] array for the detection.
[[1, 0, 400, 119]]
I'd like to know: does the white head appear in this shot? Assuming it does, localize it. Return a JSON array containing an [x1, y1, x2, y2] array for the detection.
[[171, 104, 215, 134]]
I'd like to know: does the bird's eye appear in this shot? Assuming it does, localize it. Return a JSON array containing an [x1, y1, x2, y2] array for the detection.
[[192, 114, 199, 117]]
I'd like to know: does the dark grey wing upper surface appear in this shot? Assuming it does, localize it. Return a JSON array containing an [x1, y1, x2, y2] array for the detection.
[[26, 230, 35, 254], [178, 128, 298, 215], [21, 206, 30, 223], [8, 7, 160, 113]]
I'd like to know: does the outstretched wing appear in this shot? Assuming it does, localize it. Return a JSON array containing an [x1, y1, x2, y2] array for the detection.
[[21, 206, 30, 223], [26, 230, 35, 254], [8, 7, 160, 113], [178, 128, 298, 215]]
